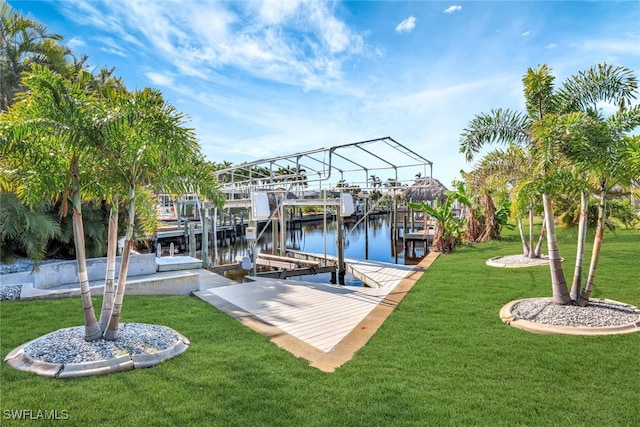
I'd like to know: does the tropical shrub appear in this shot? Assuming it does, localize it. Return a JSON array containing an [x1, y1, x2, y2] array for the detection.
[[0, 192, 61, 264]]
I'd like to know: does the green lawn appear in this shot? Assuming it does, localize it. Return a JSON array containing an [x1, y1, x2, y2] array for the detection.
[[1, 226, 639, 426]]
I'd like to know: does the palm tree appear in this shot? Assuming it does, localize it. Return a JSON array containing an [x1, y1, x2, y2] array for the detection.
[[384, 177, 400, 188], [460, 65, 574, 304], [274, 165, 307, 188], [0, 5, 81, 268], [212, 161, 234, 184], [0, 3, 69, 111], [1, 65, 106, 339], [456, 175, 484, 244], [468, 146, 547, 254], [99, 87, 223, 339], [254, 165, 272, 186], [629, 136, 640, 177], [461, 63, 639, 306], [462, 151, 512, 243], [552, 64, 640, 305]]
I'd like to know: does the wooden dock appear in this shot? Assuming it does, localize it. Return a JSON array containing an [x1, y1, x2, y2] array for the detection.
[[404, 228, 435, 242], [254, 253, 334, 279]]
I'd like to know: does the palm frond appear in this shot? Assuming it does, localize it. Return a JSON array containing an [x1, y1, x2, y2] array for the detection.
[[459, 108, 531, 162]]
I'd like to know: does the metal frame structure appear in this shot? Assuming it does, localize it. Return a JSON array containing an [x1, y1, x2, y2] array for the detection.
[[209, 137, 435, 284], [213, 136, 433, 198]]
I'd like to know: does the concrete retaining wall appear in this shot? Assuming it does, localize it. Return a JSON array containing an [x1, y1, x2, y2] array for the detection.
[[30, 254, 157, 290], [0, 270, 33, 286], [123, 272, 199, 296], [19, 271, 200, 300]]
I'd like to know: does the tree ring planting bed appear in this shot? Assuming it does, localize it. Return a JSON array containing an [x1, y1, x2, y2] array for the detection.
[[486, 254, 554, 268], [500, 298, 640, 335], [4, 323, 189, 378]]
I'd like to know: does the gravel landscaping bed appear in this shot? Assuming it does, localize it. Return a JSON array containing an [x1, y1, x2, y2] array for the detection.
[[511, 298, 640, 328], [1, 259, 55, 301], [21, 323, 182, 364], [494, 254, 550, 265], [0, 285, 22, 301], [486, 254, 551, 267]]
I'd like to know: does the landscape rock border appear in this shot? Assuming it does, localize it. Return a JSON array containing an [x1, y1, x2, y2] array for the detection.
[[500, 298, 640, 335], [4, 324, 189, 378], [486, 254, 555, 268]]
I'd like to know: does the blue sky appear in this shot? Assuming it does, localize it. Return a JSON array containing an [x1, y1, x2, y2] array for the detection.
[[10, 0, 640, 188]]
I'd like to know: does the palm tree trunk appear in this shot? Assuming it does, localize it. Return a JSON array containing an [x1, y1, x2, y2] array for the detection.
[[464, 208, 482, 243], [542, 193, 571, 305], [479, 193, 498, 241], [528, 206, 534, 256], [570, 191, 588, 301], [104, 187, 135, 340], [432, 223, 446, 252], [71, 159, 102, 341], [98, 203, 118, 333], [578, 187, 606, 307], [517, 218, 529, 256], [533, 217, 546, 257]]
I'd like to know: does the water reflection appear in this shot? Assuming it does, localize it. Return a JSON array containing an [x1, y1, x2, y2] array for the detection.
[[211, 214, 428, 284]]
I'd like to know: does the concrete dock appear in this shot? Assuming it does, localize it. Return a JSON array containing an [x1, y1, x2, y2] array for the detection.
[[193, 252, 439, 372]]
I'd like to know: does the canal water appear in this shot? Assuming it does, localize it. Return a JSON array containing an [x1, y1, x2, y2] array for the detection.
[[212, 214, 428, 285]]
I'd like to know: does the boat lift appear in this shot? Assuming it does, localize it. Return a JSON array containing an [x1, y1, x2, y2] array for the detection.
[[210, 136, 435, 284]]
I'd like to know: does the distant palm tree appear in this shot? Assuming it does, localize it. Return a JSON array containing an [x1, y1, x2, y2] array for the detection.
[[384, 178, 400, 188], [212, 161, 233, 184], [252, 166, 271, 186], [0, 2, 67, 111], [291, 166, 307, 188]]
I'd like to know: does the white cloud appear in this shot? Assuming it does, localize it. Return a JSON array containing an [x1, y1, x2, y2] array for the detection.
[[545, 43, 558, 49], [522, 31, 530, 37], [71, 1, 367, 93], [67, 37, 86, 50], [145, 72, 174, 87], [258, 0, 301, 25], [318, 15, 352, 53], [444, 5, 462, 14], [395, 16, 416, 33], [582, 39, 640, 55], [94, 36, 128, 58]]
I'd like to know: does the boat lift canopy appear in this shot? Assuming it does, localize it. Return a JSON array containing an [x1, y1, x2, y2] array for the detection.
[[213, 136, 434, 197], [205, 137, 436, 283]]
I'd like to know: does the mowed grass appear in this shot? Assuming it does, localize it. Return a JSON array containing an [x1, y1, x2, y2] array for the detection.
[[1, 226, 639, 426]]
